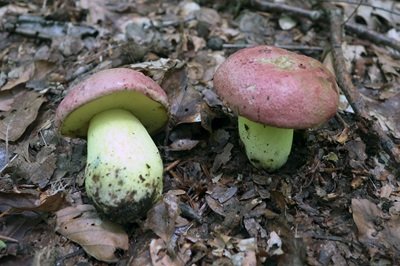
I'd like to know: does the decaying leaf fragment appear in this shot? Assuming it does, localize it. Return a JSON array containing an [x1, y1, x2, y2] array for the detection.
[[0, 190, 65, 213], [352, 199, 400, 256], [55, 204, 129, 263], [145, 193, 180, 243], [0, 90, 46, 141]]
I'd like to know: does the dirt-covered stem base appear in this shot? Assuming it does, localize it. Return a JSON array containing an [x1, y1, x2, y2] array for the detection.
[[85, 109, 163, 223]]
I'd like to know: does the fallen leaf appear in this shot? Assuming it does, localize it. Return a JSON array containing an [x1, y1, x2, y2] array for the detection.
[[145, 192, 180, 243], [352, 199, 400, 256], [130, 58, 185, 85], [1, 63, 35, 91], [168, 139, 200, 151], [160, 63, 214, 131], [205, 195, 225, 217], [55, 204, 129, 263], [78, 0, 111, 25], [367, 93, 400, 139], [10, 145, 57, 188], [211, 143, 234, 173], [0, 90, 46, 141], [0, 90, 15, 111], [340, 0, 400, 29], [149, 238, 190, 266], [279, 15, 297, 30], [0, 212, 42, 261], [0, 190, 65, 213], [380, 184, 393, 199], [209, 185, 237, 204], [267, 231, 284, 256]]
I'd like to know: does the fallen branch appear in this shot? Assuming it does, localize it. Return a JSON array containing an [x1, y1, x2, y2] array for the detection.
[[250, 0, 322, 20], [249, 0, 400, 53], [324, 4, 400, 166], [345, 23, 400, 52]]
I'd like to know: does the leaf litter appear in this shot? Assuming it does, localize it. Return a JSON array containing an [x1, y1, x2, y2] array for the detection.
[[0, 0, 400, 265]]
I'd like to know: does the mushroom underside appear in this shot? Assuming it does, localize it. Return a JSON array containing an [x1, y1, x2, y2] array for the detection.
[[60, 90, 168, 137]]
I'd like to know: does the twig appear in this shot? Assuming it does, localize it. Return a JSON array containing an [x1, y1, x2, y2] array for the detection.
[[311, 233, 345, 242], [327, 0, 400, 17], [249, 0, 400, 53], [324, 4, 400, 166], [164, 159, 181, 172], [0, 234, 19, 243], [0, 154, 18, 174], [341, 0, 362, 25], [250, 0, 322, 20], [223, 43, 324, 52], [345, 23, 400, 51], [5, 114, 15, 165]]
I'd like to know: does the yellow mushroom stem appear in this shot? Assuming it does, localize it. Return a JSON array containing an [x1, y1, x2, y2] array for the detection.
[[238, 116, 293, 171], [84, 109, 163, 223]]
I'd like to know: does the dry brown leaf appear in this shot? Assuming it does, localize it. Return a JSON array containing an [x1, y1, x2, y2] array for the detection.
[[160, 63, 214, 130], [0, 90, 15, 111], [0, 90, 46, 141], [145, 193, 180, 243], [78, 0, 111, 25], [130, 58, 185, 84], [339, 0, 400, 29], [11, 145, 57, 188], [149, 238, 190, 266], [205, 195, 225, 217], [367, 93, 400, 139], [352, 199, 400, 255], [168, 139, 200, 151], [0, 190, 65, 213], [55, 204, 129, 263], [1, 63, 35, 91], [211, 143, 233, 174]]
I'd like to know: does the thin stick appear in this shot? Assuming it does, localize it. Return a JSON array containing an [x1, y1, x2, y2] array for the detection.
[[249, 0, 400, 53], [0, 154, 18, 174], [250, 0, 322, 20], [345, 23, 400, 51], [0, 234, 19, 243], [324, 4, 400, 166], [223, 43, 324, 52]]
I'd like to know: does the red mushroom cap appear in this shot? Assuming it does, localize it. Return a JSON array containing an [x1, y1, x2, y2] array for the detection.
[[55, 68, 169, 137], [213, 46, 339, 129]]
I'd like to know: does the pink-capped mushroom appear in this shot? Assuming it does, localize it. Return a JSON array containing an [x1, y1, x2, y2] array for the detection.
[[55, 68, 169, 223], [213, 46, 339, 171]]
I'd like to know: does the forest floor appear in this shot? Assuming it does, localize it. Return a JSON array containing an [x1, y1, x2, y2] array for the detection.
[[1, 0, 400, 265]]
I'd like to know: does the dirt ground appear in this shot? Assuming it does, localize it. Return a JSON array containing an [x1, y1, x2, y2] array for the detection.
[[1, 0, 400, 265]]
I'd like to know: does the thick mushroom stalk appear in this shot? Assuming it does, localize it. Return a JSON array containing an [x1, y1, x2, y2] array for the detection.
[[85, 109, 163, 222], [238, 116, 293, 171]]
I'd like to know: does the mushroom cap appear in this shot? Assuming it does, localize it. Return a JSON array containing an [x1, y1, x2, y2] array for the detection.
[[213, 46, 339, 129], [55, 68, 169, 137]]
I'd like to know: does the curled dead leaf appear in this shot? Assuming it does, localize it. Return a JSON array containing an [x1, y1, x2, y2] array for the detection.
[[352, 199, 400, 256], [145, 193, 180, 244], [55, 205, 129, 263], [0, 90, 46, 141], [0, 190, 65, 213]]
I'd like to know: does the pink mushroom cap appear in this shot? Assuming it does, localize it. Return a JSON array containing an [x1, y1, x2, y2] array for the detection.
[[213, 46, 339, 129], [55, 68, 169, 137]]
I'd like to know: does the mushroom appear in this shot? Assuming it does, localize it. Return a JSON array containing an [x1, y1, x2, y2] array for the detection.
[[55, 68, 169, 223], [213, 46, 339, 171]]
